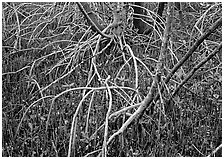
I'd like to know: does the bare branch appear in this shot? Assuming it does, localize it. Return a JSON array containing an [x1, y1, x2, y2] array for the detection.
[[173, 43, 222, 96], [76, 2, 112, 39]]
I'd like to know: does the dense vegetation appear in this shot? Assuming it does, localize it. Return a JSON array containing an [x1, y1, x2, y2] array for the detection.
[[2, 2, 222, 157]]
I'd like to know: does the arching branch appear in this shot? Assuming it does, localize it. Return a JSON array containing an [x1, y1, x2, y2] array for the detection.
[[76, 2, 112, 39]]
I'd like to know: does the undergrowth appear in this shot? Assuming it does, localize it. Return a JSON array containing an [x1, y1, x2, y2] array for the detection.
[[2, 2, 222, 157]]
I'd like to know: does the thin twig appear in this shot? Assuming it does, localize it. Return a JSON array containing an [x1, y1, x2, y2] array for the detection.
[[68, 90, 94, 157], [101, 76, 112, 157]]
